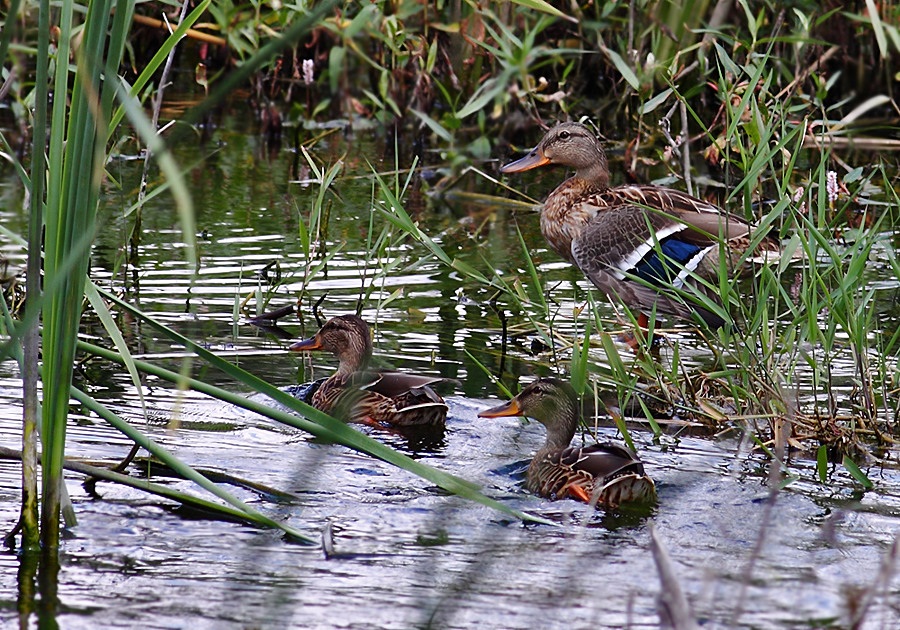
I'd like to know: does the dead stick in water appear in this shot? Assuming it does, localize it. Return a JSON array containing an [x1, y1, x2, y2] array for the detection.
[[132, 13, 227, 47]]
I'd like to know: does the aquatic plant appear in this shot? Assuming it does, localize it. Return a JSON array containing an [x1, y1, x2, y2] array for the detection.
[[380, 6, 898, 491]]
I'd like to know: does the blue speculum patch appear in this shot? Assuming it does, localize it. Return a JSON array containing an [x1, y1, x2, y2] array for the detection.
[[633, 239, 701, 285]]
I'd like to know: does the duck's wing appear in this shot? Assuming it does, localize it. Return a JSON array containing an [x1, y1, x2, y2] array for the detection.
[[613, 186, 758, 242], [562, 443, 657, 507], [360, 371, 446, 400], [559, 442, 647, 480], [570, 204, 725, 327]]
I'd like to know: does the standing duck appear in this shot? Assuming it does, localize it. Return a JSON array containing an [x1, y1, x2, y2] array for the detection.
[[479, 378, 656, 507], [290, 315, 448, 428], [501, 121, 781, 328]]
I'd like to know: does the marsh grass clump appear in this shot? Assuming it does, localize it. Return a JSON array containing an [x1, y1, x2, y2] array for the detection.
[[380, 8, 898, 487]]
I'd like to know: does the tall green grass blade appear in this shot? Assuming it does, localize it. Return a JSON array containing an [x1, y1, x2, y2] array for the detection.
[[84, 283, 147, 417], [0, 444, 303, 538], [569, 321, 591, 396], [373, 169, 453, 266], [864, 0, 888, 57], [515, 223, 547, 310], [508, 0, 570, 20], [114, 78, 196, 268], [39, 0, 134, 548], [816, 445, 828, 484], [842, 455, 874, 489], [107, 0, 212, 136], [68, 387, 313, 542], [15, 0, 51, 551], [464, 349, 514, 399], [601, 45, 640, 91], [172, 0, 341, 143]]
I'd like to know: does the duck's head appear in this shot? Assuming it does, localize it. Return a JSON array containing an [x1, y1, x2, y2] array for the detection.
[[479, 377, 580, 448], [500, 122, 609, 188], [290, 314, 372, 371]]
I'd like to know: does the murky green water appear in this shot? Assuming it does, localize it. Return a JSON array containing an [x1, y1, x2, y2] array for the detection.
[[1, 103, 899, 628]]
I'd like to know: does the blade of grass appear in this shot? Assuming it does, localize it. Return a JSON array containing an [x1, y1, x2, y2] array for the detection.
[[69, 387, 313, 542]]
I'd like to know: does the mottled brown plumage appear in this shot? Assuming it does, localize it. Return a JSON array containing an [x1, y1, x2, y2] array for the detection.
[[501, 122, 781, 327], [290, 315, 447, 427], [479, 378, 656, 508]]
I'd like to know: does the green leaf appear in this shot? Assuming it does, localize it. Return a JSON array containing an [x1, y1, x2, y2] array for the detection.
[[456, 77, 505, 120], [88, 286, 553, 526], [69, 387, 314, 543], [328, 45, 345, 95], [816, 444, 828, 484], [570, 321, 591, 396], [865, 0, 889, 57], [639, 88, 673, 115], [842, 455, 874, 489], [411, 109, 453, 142], [600, 45, 640, 91], [509, 0, 572, 20]]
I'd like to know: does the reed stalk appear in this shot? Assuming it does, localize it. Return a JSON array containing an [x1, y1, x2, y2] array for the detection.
[[39, 0, 135, 550], [17, 0, 49, 552]]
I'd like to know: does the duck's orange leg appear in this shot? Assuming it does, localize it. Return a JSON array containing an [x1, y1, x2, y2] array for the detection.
[[566, 484, 592, 503], [360, 416, 407, 436], [618, 312, 650, 350]]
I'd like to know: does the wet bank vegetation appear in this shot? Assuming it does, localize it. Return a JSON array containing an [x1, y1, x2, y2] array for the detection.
[[1, 0, 899, 616]]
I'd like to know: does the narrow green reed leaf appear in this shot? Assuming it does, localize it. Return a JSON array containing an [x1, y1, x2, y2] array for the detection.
[[0, 444, 297, 537], [465, 349, 514, 399], [114, 78, 196, 269], [515, 223, 547, 310], [842, 455, 874, 489], [569, 321, 591, 397], [84, 283, 147, 418], [639, 88, 674, 115], [39, 0, 135, 546], [450, 259, 493, 284], [108, 0, 211, 136], [456, 77, 507, 120], [411, 110, 453, 142], [508, 0, 572, 20], [864, 0, 888, 57], [600, 45, 640, 91], [169, 0, 340, 143], [816, 445, 828, 484], [371, 167, 453, 266], [69, 387, 314, 543]]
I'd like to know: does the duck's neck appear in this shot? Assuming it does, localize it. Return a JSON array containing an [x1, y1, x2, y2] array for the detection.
[[537, 404, 579, 454], [336, 349, 370, 375], [574, 157, 610, 191]]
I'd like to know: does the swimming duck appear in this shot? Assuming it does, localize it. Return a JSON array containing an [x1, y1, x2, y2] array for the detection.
[[479, 378, 656, 507], [289, 315, 448, 427], [501, 121, 781, 328]]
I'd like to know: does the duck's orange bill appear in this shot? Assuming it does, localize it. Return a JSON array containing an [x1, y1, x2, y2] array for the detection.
[[478, 398, 523, 418], [289, 335, 323, 352], [499, 149, 550, 174]]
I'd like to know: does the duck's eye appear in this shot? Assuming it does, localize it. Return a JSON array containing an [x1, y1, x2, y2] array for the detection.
[[559, 130, 571, 140]]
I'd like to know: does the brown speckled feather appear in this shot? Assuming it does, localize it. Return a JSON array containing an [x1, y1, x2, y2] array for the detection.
[[527, 442, 656, 507]]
